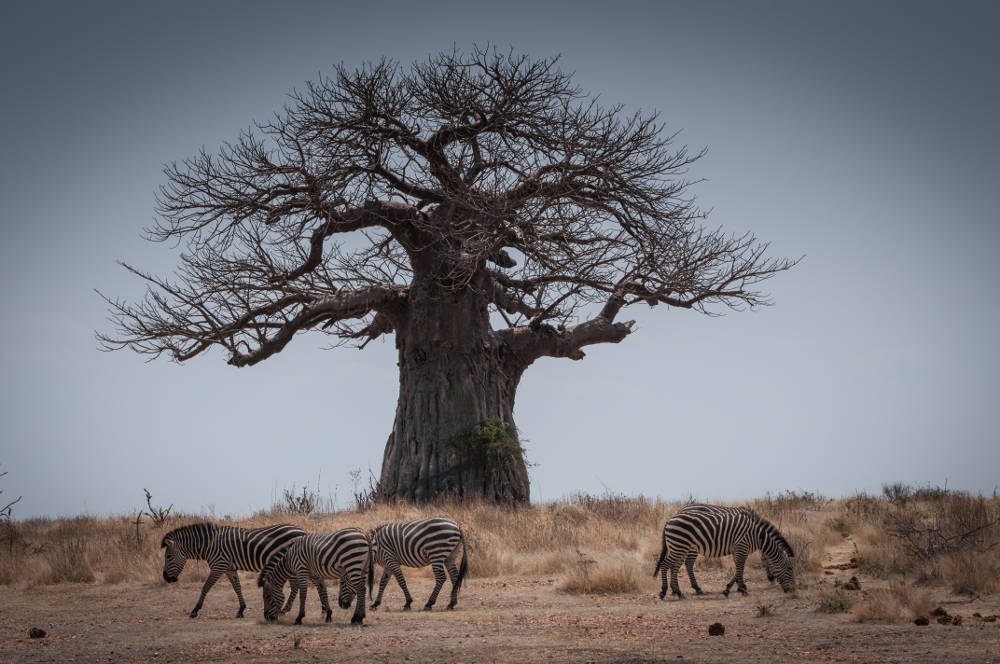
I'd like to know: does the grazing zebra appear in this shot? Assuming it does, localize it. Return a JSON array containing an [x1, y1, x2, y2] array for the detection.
[[161, 522, 306, 618], [369, 516, 468, 611], [652, 503, 795, 599], [258, 528, 373, 625]]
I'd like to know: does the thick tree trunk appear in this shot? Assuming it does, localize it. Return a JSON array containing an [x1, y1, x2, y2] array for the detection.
[[379, 277, 530, 503]]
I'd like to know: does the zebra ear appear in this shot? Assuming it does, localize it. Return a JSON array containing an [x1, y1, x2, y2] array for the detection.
[[161, 538, 173, 548]]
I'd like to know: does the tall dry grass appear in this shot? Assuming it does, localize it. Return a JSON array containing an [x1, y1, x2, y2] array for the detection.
[[1, 488, 996, 599]]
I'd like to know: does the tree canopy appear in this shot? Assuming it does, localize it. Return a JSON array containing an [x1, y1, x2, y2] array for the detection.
[[101, 48, 795, 365]]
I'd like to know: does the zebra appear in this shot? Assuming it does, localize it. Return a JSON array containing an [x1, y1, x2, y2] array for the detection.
[[369, 516, 468, 611], [652, 503, 795, 599], [257, 528, 373, 625], [161, 522, 306, 618]]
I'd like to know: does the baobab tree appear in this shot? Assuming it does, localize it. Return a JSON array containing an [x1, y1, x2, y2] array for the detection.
[[101, 48, 797, 504]]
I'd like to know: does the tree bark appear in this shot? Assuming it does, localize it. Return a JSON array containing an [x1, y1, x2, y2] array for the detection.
[[379, 275, 530, 504]]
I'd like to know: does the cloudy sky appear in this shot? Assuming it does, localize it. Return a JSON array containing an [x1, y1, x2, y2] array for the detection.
[[2, 1, 997, 518]]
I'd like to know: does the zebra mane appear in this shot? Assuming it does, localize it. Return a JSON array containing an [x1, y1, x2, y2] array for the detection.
[[257, 544, 291, 588], [746, 510, 795, 558], [161, 522, 218, 549]]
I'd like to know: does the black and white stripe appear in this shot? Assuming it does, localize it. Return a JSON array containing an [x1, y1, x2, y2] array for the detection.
[[257, 528, 373, 625], [161, 522, 306, 618], [369, 516, 467, 611], [652, 503, 795, 599]]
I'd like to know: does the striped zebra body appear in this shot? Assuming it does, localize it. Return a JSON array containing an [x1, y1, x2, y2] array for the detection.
[[161, 522, 306, 618], [370, 516, 467, 611], [258, 528, 373, 625], [652, 504, 795, 599]]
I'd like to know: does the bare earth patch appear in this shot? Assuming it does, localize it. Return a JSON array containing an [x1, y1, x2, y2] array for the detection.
[[2, 568, 998, 663]]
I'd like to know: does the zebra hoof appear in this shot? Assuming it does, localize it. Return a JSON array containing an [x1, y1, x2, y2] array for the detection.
[[693, 589, 705, 596], [189, 610, 199, 618], [402, 604, 411, 611], [325, 611, 332, 623], [351, 616, 364, 625], [423, 605, 434, 611], [722, 589, 731, 598], [738, 588, 748, 596], [236, 608, 245, 618], [658, 592, 666, 600], [446, 603, 456, 610], [369, 603, 380, 611], [294, 617, 303, 625]]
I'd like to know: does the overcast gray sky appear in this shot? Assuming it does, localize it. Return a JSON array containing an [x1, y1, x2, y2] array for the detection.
[[2, 1, 997, 518]]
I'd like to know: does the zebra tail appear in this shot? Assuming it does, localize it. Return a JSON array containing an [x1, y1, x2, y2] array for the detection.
[[652, 537, 667, 578], [367, 549, 375, 602], [456, 536, 469, 591]]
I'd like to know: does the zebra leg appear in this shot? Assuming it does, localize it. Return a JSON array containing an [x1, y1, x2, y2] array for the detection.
[[370, 570, 391, 610], [294, 571, 309, 625], [723, 547, 750, 597], [189, 567, 224, 618], [670, 565, 685, 599], [734, 548, 749, 595], [282, 579, 300, 615], [424, 562, 447, 610], [389, 564, 414, 610], [314, 578, 333, 623], [350, 572, 367, 625], [658, 564, 670, 599], [445, 555, 461, 610], [225, 569, 247, 618], [684, 553, 704, 595]]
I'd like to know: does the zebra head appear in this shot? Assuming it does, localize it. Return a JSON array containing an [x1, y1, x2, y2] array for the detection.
[[160, 536, 187, 583], [258, 549, 291, 623], [763, 551, 796, 592]]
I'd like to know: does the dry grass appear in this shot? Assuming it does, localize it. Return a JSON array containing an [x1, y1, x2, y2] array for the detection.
[[1, 488, 997, 603], [851, 580, 933, 623]]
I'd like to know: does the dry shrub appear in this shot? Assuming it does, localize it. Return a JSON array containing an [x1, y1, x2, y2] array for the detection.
[[42, 535, 95, 584], [852, 580, 932, 623], [560, 553, 642, 595], [939, 550, 1000, 595], [848, 487, 1000, 593], [814, 584, 854, 614]]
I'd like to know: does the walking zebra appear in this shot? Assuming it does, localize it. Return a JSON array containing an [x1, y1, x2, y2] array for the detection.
[[652, 503, 795, 599], [258, 528, 373, 625], [161, 522, 306, 618], [369, 516, 467, 611]]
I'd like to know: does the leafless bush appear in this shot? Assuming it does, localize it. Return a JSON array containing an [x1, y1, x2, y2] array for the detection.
[[350, 468, 383, 512], [143, 488, 173, 527], [1, 465, 22, 555], [280, 485, 318, 515], [882, 491, 999, 562]]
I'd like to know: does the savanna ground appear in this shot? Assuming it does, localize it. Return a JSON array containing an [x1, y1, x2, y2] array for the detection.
[[2, 487, 999, 663]]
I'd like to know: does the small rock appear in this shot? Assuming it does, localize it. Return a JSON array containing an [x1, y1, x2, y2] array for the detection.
[[28, 628, 46, 639], [842, 576, 861, 591], [914, 617, 929, 626], [936, 615, 952, 625], [982, 615, 997, 623], [951, 615, 963, 625], [930, 606, 949, 617], [708, 622, 725, 636]]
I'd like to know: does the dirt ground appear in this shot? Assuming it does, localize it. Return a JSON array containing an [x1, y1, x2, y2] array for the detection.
[[2, 553, 999, 664]]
